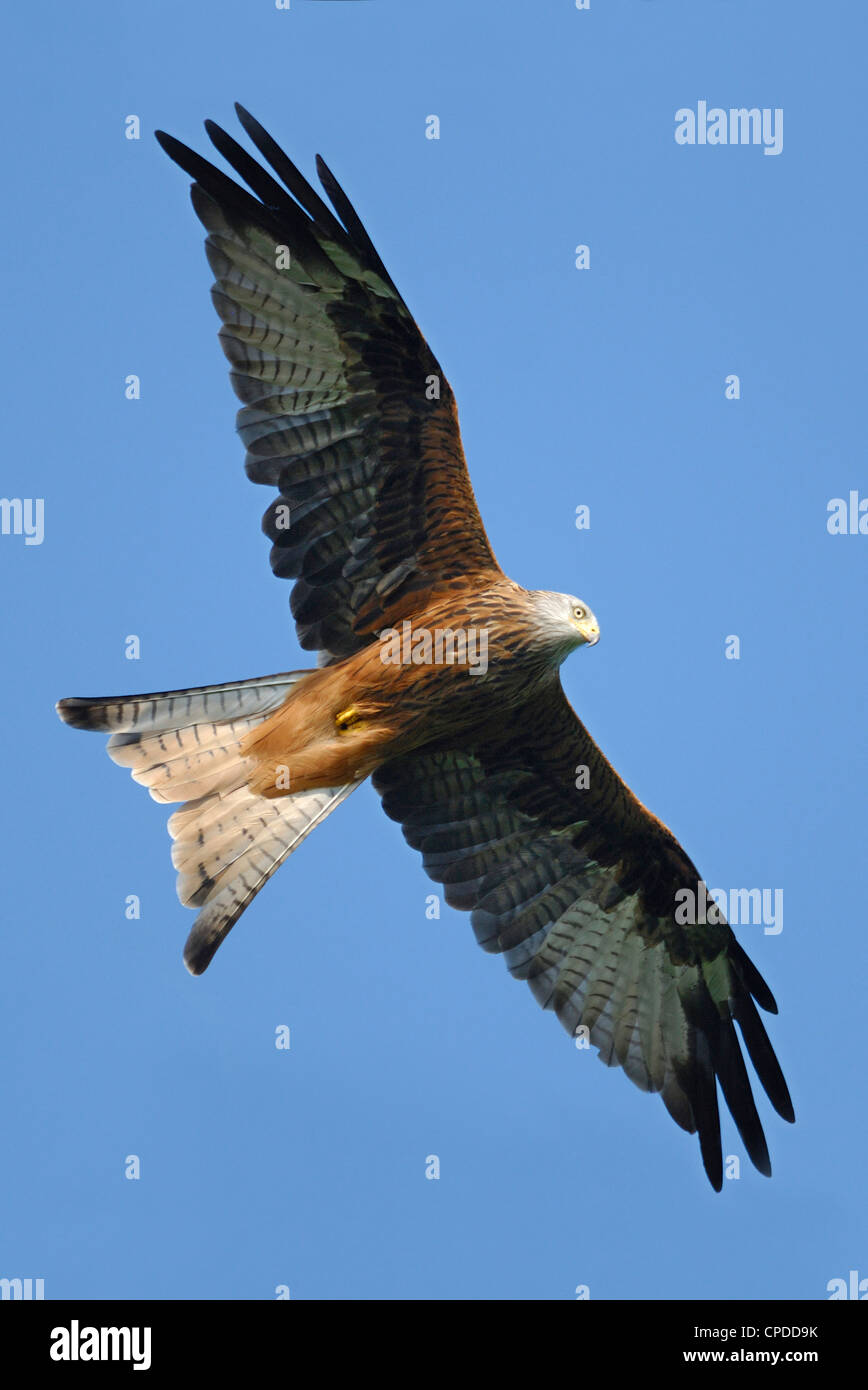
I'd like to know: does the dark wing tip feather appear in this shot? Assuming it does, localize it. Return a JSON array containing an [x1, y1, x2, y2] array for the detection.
[[732, 940, 778, 1014], [154, 128, 195, 171], [688, 1039, 724, 1191], [154, 128, 283, 238], [160, 113, 386, 290], [233, 104, 351, 245], [713, 1021, 773, 1177], [704, 1154, 724, 1193], [157, 119, 348, 290], [735, 996, 796, 1124], [315, 153, 402, 296], [203, 118, 300, 217]]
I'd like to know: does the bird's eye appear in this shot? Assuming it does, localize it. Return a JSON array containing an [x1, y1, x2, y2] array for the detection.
[[573, 606, 585, 620]]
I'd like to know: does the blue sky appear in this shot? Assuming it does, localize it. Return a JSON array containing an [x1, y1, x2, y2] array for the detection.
[[1, 0, 865, 1300]]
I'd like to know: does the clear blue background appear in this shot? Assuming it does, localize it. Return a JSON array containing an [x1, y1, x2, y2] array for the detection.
[[1, 0, 864, 1300]]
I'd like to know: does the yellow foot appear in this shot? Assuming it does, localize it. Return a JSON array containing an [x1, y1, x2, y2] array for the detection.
[[335, 705, 366, 733]]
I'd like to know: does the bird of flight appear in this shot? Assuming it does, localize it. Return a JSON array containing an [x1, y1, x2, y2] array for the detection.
[[57, 106, 793, 1190]]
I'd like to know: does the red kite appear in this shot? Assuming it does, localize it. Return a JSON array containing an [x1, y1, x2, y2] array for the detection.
[[57, 107, 793, 1189]]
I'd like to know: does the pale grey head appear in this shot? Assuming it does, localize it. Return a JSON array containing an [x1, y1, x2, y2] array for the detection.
[[527, 589, 600, 665]]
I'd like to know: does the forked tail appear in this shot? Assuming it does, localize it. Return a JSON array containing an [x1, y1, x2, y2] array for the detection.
[[56, 672, 359, 973]]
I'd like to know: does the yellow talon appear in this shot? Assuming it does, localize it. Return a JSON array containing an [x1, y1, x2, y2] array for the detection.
[[336, 705, 364, 732]]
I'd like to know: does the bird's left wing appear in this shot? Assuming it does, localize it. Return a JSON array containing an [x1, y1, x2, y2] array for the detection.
[[156, 107, 502, 663], [373, 680, 794, 1190]]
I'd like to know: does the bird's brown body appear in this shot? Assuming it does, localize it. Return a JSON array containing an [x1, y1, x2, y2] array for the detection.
[[244, 578, 572, 795]]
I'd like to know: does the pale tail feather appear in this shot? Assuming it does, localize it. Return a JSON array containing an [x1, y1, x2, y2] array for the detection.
[[57, 672, 359, 973], [177, 781, 357, 974]]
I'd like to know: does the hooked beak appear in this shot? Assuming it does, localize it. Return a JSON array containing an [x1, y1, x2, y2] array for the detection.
[[579, 620, 600, 647]]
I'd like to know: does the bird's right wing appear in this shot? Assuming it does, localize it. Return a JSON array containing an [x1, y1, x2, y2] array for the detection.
[[157, 106, 503, 663], [374, 680, 794, 1190]]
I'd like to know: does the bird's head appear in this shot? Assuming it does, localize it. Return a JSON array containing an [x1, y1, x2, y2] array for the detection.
[[529, 590, 600, 663]]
